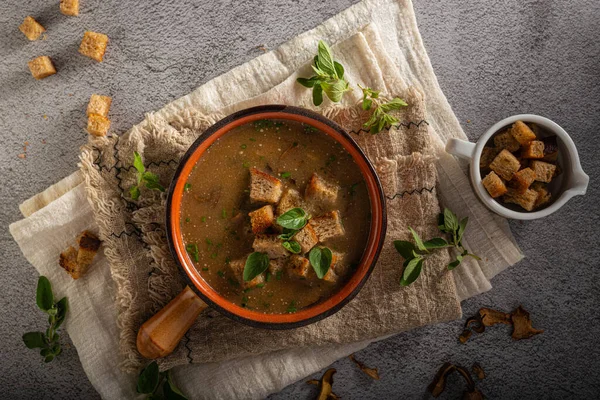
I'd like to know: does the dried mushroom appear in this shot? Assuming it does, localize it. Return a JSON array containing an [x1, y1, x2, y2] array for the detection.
[[348, 354, 380, 380], [307, 368, 339, 400], [511, 305, 544, 340], [428, 362, 483, 399], [479, 308, 511, 326], [472, 363, 485, 380], [459, 329, 472, 344]]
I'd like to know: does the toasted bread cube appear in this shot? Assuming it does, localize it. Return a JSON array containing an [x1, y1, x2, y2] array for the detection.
[[87, 114, 110, 137], [294, 223, 318, 254], [229, 257, 265, 288], [522, 140, 545, 159], [305, 173, 338, 205], [310, 211, 344, 241], [532, 182, 551, 208], [482, 171, 507, 198], [288, 255, 311, 279], [510, 121, 537, 145], [59, 246, 79, 279], [87, 94, 112, 117], [323, 252, 344, 283], [489, 149, 521, 181], [249, 205, 274, 234], [493, 130, 520, 152], [76, 231, 101, 277], [253, 234, 288, 259], [28, 56, 56, 80], [250, 168, 283, 204], [503, 188, 539, 211], [480, 147, 499, 170], [19, 16, 45, 40], [511, 168, 536, 194], [268, 258, 286, 275], [277, 188, 303, 215], [79, 31, 108, 62], [60, 0, 79, 16], [530, 160, 556, 183]]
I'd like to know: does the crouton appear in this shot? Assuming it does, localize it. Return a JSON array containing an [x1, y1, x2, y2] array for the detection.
[[532, 182, 552, 209], [482, 171, 507, 198], [305, 173, 338, 205], [480, 147, 499, 170], [489, 149, 521, 181], [521, 140, 545, 159], [288, 255, 311, 279], [310, 211, 344, 241], [493, 130, 520, 152], [323, 252, 344, 283], [87, 114, 110, 137], [530, 160, 556, 183], [87, 94, 112, 117], [248, 205, 274, 234], [250, 168, 282, 204], [79, 31, 108, 62], [277, 188, 303, 215], [19, 16, 45, 41], [60, 0, 79, 16], [503, 188, 539, 212], [294, 223, 318, 254], [268, 258, 286, 275], [511, 168, 536, 194], [229, 257, 265, 288], [510, 121, 537, 145], [59, 246, 79, 279], [253, 234, 288, 259], [28, 56, 56, 80], [76, 231, 101, 276]]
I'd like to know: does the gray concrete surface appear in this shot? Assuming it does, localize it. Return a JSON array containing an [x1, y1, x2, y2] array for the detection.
[[1, 0, 598, 399]]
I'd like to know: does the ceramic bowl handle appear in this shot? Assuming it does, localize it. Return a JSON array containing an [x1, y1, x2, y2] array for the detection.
[[445, 138, 477, 160], [137, 286, 207, 359]]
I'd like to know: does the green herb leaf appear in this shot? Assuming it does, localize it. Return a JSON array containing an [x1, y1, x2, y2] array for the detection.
[[312, 84, 324, 106], [393, 240, 416, 259], [423, 238, 450, 250], [443, 208, 459, 233], [309, 247, 333, 279], [282, 240, 301, 254], [280, 171, 291, 179], [129, 185, 140, 200], [184, 183, 192, 192], [408, 227, 427, 253], [448, 255, 463, 270], [54, 297, 69, 330], [464, 253, 482, 261], [400, 258, 423, 286], [287, 300, 298, 313], [133, 151, 145, 177], [243, 252, 270, 282], [334, 61, 345, 79], [23, 332, 46, 349], [437, 213, 447, 232], [163, 370, 188, 400], [276, 207, 309, 230], [137, 361, 160, 394], [36, 276, 54, 312], [185, 243, 199, 263], [379, 97, 408, 112], [143, 172, 165, 192], [296, 77, 319, 88], [321, 79, 350, 103], [457, 217, 468, 243], [363, 98, 373, 111], [316, 41, 337, 77]]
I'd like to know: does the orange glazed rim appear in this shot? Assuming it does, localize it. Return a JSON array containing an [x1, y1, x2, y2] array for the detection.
[[166, 105, 387, 329]]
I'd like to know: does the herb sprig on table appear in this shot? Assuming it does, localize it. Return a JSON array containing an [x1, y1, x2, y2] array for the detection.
[[359, 85, 408, 134], [129, 151, 165, 200], [22, 276, 68, 363], [137, 361, 188, 399], [394, 208, 481, 286]]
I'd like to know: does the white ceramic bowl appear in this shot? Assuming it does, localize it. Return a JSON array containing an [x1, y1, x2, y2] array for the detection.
[[446, 114, 589, 220]]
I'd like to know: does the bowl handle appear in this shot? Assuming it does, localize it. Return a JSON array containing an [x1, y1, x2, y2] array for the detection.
[[136, 286, 208, 359], [569, 169, 590, 196], [446, 138, 476, 160]]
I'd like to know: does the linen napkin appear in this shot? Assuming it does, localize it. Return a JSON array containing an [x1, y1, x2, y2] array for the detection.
[[9, 0, 522, 398]]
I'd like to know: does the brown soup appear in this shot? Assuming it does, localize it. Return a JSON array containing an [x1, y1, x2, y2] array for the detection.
[[179, 119, 371, 314]]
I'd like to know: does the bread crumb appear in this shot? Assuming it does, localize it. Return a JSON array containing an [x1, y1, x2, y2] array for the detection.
[[18, 153, 26, 159]]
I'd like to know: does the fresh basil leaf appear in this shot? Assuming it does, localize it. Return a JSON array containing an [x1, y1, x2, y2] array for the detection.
[[316, 41, 337, 77], [36, 276, 54, 312], [447, 254, 463, 270], [297, 77, 318, 88], [276, 208, 308, 230], [321, 79, 350, 103], [393, 240, 416, 259], [400, 258, 423, 286], [334, 61, 344, 79], [40, 348, 52, 357], [133, 151, 145, 177], [457, 217, 468, 243], [54, 297, 69, 330], [408, 227, 427, 252], [277, 229, 297, 241], [243, 252, 270, 282], [282, 240, 301, 254], [129, 185, 140, 200], [423, 238, 450, 250], [23, 332, 46, 349], [313, 84, 324, 106], [137, 361, 160, 394], [443, 208, 458, 233], [164, 370, 188, 399], [309, 247, 333, 279]]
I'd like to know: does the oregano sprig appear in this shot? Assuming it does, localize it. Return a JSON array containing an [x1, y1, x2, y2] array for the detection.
[[394, 208, 481, 286], [360, 85, 408, 134], [137, 361, 188, 399], [22, 276, 68, 363], [129, 151, 165, 200]]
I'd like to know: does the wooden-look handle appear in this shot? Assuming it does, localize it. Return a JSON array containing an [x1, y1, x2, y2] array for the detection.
[[137, 286, 208, 359]]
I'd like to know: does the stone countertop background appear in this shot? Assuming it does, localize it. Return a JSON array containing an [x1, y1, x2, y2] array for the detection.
[[1, 0, 598, 398]]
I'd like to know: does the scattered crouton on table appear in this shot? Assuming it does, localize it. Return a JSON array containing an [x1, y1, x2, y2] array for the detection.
[[87, 94, 112, 117], [87, 114, 110, 137], [60, 0, 79, 16], [79, 31, 109, 62], [28, 56, 56, 80], [19, 16, 45, 41]]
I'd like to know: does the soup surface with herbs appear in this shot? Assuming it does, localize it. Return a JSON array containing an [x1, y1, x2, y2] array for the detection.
[[179, 119, 371, 314]]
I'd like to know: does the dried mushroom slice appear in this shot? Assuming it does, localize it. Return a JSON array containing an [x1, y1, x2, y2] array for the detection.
[[307, 368, 338, 400], [472, 363, 486, 380], [349, 354, 380, 380], [511, 305, 544, 340], [459, 329, 472, 344], [479, 307, 511, 326], [429, 362, 483, 399]]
